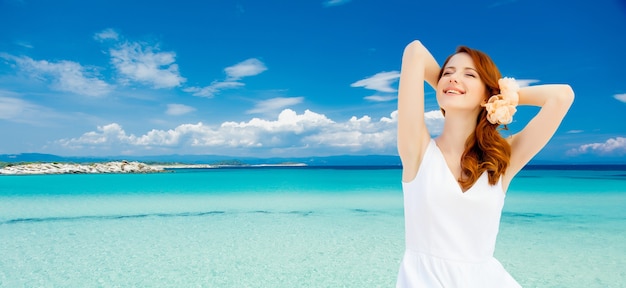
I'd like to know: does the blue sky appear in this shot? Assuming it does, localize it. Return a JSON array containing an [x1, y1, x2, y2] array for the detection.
[[1, 0, 625, 163]]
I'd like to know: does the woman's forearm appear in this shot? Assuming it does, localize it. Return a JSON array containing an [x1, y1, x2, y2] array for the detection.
[[403, 41, 439, 89], [399, 41, 439, 87], [518, 84, 575, 109]]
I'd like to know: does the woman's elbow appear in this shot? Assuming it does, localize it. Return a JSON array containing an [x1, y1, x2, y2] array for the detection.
[[557, 84, 575, 107], [563, 84, 574, 101]]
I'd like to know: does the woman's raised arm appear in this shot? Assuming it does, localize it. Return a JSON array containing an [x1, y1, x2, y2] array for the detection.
[[506, 84, 575, 179], [397, 40, 440, 181]]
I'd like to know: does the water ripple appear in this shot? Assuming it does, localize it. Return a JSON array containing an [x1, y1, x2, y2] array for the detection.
[[2, 211, 226, 225], [1, 209, 324, 225]]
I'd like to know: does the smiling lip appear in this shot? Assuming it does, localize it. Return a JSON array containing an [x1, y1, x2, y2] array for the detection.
[[443, 86, 465, 95]]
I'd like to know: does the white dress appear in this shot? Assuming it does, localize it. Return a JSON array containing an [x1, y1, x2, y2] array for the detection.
[[397, 139, 521, 287]]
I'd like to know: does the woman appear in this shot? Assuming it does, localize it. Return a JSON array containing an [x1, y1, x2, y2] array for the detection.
[[396, 40, 574, 287]]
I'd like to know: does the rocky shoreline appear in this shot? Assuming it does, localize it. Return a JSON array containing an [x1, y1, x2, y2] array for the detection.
[[0, 161, 165, 175], [0, 161, 309, 175]]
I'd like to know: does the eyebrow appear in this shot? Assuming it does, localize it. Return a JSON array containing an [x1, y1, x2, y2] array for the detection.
[[442, 66, 478, 73], [443, 66, 478, 72]]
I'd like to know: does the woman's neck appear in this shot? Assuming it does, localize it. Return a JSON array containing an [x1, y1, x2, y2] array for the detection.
[[437, 113, 477, 153]]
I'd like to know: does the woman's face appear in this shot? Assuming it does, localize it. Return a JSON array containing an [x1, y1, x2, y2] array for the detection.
[[436, 52, 487, 114]]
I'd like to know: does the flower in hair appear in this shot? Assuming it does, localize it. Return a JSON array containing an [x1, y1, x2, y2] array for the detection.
[[498, 77, 520, 105], [483, 77, 519, 125]]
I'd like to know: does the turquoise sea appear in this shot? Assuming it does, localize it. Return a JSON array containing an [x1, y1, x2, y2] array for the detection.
[[1, 166, 625, 287]]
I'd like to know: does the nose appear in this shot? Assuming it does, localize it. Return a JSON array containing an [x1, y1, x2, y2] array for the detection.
[[448, 72, 459, 83]]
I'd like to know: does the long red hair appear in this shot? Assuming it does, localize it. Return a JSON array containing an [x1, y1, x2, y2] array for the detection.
[[438, 46, 511, 190]]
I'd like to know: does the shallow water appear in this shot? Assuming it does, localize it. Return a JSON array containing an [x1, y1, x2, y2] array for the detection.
[[1, 167, 624, 287]]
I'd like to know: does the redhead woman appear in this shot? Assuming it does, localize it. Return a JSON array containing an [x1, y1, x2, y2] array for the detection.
[[396, 41, 574, 287]]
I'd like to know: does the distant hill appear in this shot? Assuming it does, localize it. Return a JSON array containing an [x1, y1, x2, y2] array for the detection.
[[0, 153, 402, 167], [2, 153, 624, 168]]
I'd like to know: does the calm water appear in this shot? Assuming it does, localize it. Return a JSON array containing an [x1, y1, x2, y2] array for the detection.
[[1, 166, 625, 287]]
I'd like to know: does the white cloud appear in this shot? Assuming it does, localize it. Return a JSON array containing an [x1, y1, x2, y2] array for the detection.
[[364, 95, 396, 102], [613, 93, 626, 103], [183, 81, 244, 98], [184, 58, 267, 98], [134, 123, 205, 146], [221, 109, 333, 135], [303, 114, 397, 151], [225, 58, 267, 80], [0, 90, 66, 125], [0, 53, 112, 97], [64, 123, 131, 145], [323, 0, 351, 7], [0, 95, 37, 120], [247, 97, 304, 114], [109, 42, 185, 88], [94, 30, 185, 89], [567, 137, 626, 156], [351, 71, 400, 93], [166, 104, 196, 116], [424, 110, 445, 136], [514, 79, 540, 87], [94, 28, 119, 42], [15, 41, 33, 49], [59, 109, 334, 150], [57, 108, 447, 156]]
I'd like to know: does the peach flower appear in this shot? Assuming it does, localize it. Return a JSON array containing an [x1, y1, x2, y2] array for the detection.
[[482, 78, 520, 125], [498, 77, 520, 105]]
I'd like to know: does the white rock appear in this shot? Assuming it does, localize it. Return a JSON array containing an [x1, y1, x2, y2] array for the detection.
[[0, 161, 165, 175]]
